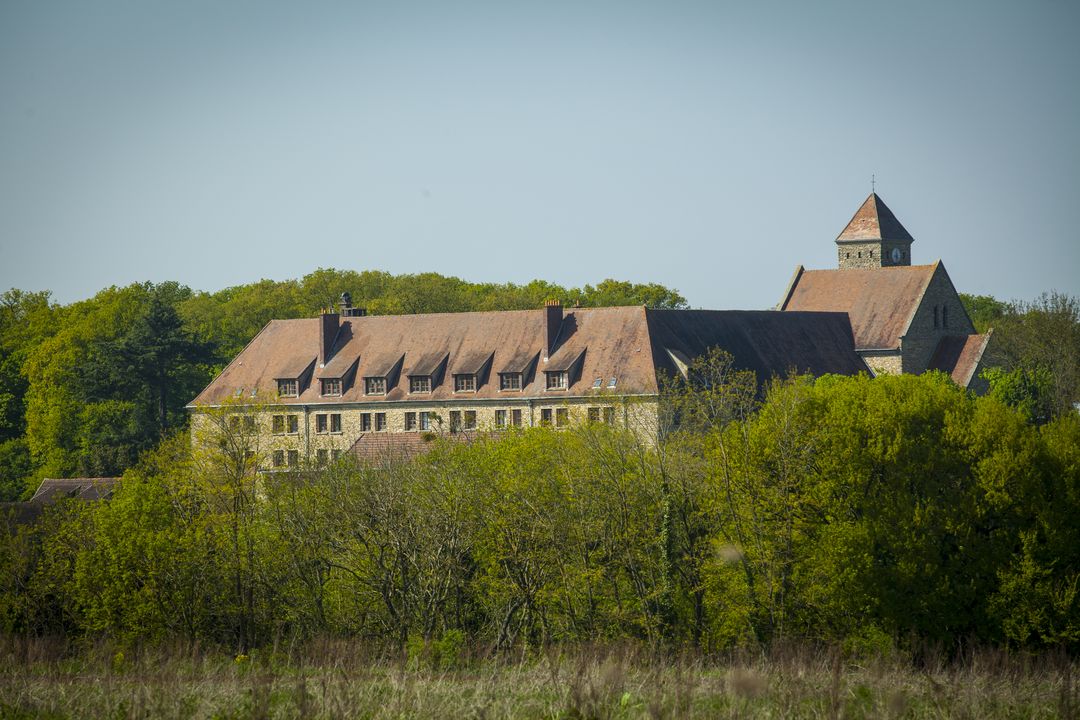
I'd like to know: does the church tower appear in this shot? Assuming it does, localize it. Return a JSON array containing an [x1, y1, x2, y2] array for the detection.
[[835, 193, 914, 269]]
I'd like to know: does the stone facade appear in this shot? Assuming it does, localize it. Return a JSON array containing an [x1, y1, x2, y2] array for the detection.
[[837, 241, 913, 270], [193, 395, 658, 470], [898, 265, 975, 374], [860, 351, 903, 376]]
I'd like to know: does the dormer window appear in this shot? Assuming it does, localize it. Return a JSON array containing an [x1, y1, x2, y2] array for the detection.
[[454, 374, 476, 392], [277, 379, 298, 397], [499, 373, 522, 391], [321, 378, 342, 397], [608, 376, 617, 389], [410, 376, 432, 394], [546, 371, 568, 390], [365, 377, 386, 395]]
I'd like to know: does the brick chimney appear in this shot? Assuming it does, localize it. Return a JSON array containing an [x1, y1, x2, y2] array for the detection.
[[319, 312, 339, 367], [543, 299, 563, 361]]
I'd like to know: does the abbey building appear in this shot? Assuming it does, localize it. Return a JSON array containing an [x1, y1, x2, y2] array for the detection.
[[187, 192, 991, 466], [778, 193, 991, 391]]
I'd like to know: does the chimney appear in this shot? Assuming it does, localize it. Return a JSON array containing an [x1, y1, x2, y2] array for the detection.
[[319, 311, 339, 367], [543, 299, 563, 361], [339, 291, 367, 317]]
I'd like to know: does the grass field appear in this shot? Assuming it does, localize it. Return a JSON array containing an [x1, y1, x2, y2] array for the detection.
[[0, 636, 1075, 719]]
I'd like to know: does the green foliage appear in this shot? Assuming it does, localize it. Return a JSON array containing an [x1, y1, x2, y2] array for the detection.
[[966, 291, 1080, 420], [5, 371, 1079, 652]]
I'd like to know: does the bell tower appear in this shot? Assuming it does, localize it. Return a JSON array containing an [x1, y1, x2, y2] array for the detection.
[[835, 193, 914, 269]]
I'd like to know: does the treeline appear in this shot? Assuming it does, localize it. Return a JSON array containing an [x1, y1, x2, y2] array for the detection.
[[0, 271, 687, 499], [2, 365, 1078, 655]]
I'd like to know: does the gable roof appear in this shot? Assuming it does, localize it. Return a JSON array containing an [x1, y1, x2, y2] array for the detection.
[[837, 193, 915, 243], [189, 305, 868, 407], [927, 333, 992, 387], [645, 310, 869, 382], [780, 263, 939, 350]]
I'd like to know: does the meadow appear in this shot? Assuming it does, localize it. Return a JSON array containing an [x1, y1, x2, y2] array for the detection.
[[1, 637, 1075, 719]]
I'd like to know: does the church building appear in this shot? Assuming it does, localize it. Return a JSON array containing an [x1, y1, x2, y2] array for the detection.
[[777, 193, 992, 391]]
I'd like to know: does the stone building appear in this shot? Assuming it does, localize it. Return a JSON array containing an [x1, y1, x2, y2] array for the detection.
[[778, 192, 992, 391], [187, 299, 867, 467]]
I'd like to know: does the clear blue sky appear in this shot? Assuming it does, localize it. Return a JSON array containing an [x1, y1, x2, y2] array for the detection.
[[1, 0, 1077, 309]]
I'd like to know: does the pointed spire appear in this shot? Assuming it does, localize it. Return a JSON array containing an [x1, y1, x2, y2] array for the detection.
[[836, 193, 914, 242]]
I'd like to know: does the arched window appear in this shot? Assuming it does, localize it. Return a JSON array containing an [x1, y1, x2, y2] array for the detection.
[[933, 305, 939, 329], [943, 305, 949, 328]]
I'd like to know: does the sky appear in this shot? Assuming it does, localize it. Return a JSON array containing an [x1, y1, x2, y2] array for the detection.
[[1, 0, 1078, 310]]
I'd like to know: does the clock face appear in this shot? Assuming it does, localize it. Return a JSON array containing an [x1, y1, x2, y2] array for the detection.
[[891, 247, 902, 262]]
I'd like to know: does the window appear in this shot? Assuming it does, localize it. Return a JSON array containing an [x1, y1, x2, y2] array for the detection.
[[243, 416, 256, 433], [450, 410, 461, 433], [287, 449, 298, 467], [419, 411, 431, 431], [869, 249, 874, 258], [933, 305, 940, 329], [374, 413, 386, 431], [330, 413, 341, 433], [272, 415, 297, 435], [332, 449, 342, 462], [857, 251, 862, 259], [500, 373, 522, 391], [365, 377, 386, 395], [228, 416, 240, 432], [272, 450, 284, 468], [604, 406, 616, 424], [455, 374, 476, 392], [546, 371, 567, 390], [360, 413, 371, 432], [592, 377, 603, 389], [588, 407, 600, 424], [943, 305, 949, 328], [464, 410, 477, 430], [405, 412, 417, 431], [316, 449, 328, 467], [607, 377, 617, 389], [495, 409, 507, 428], [316, 414, 328, 434], [556, 408, 569, 427], [511, 409, 523, 427], [321, 378, 342, 396], [410, 376, 431, 393], [540, 408, 553, 425], [277, 379, 298, 397]]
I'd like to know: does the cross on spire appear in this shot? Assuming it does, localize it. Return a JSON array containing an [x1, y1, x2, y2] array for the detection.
[[871, 174, 876, 193]]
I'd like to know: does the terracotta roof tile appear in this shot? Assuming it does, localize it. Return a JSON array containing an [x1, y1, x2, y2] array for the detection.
[[837, 193, 915, 242], [190, 306, 867, 407], [780, 264, 938, 349], [927, 333, 992, 387]]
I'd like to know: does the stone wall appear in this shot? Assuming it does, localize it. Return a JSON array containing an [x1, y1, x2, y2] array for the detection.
[[193, 394, 660, 469], [837, 241, 912, 269], [900, 265, 976, 374], [860, 351, 902, 376]]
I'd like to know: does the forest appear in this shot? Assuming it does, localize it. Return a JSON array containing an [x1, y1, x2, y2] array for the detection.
[[0, 272, 1079, 718]]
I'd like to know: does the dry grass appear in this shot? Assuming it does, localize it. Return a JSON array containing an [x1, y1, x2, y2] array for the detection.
[[0, 636, 1075, 719]]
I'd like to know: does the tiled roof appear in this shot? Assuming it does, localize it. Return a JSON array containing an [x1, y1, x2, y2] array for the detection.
[[836, 193, 915, 243], [30, 477, 118, 504], [349, 430, 487, 462], [645, 310, 869, 382], [780, 264, 939, 350], [190, 305, 868, 407], [927, 333, 992, 387]]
